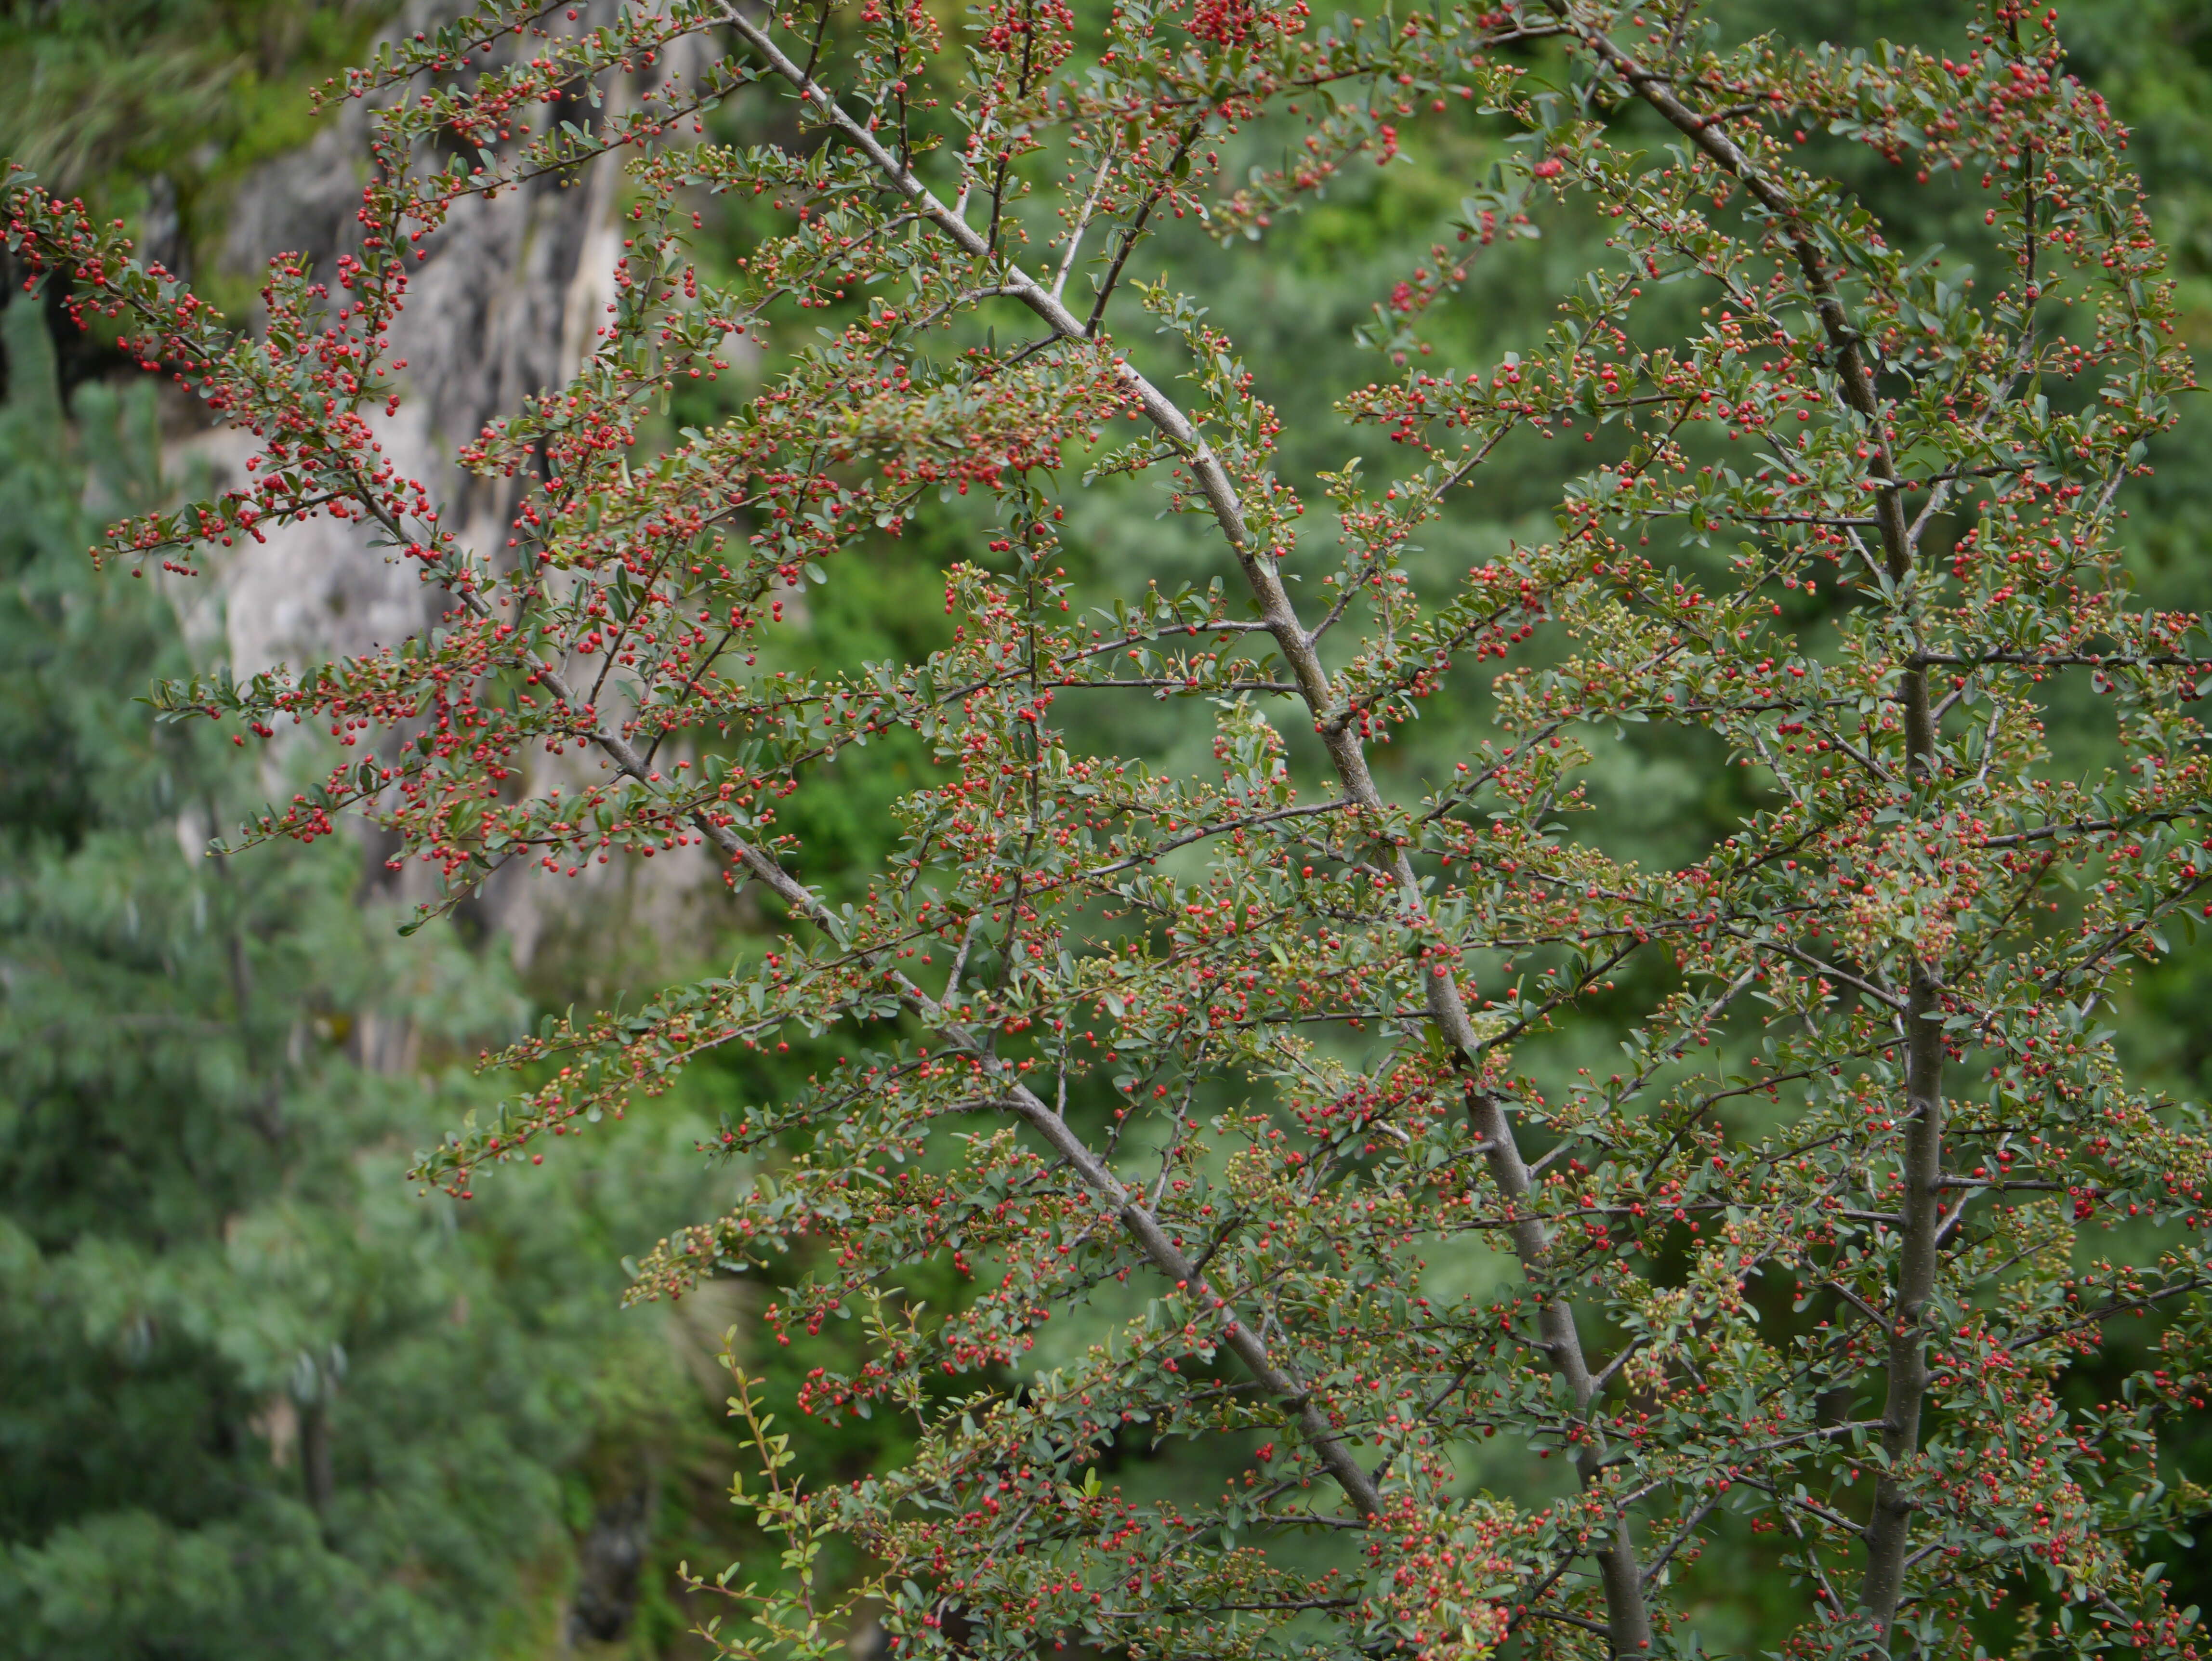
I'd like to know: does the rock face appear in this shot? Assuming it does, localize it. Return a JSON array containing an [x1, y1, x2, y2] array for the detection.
[[208, 1, 628, 677], [198, 3, 731, 966]]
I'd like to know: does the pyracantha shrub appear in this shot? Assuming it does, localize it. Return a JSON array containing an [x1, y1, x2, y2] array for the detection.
[[10, 0, 2212, 1655]]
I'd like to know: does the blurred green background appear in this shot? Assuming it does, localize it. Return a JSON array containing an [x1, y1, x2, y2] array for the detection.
[[1, 1, 2208, 1655]]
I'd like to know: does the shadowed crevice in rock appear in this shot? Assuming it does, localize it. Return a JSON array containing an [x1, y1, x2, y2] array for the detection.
[[567, 1475, 655, 1645]]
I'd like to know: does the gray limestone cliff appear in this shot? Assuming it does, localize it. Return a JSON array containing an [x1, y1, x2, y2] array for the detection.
[[186, 3, 731, 973]]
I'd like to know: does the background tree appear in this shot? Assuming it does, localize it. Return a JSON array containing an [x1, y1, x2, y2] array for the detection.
[[0, 288, 754, 1660], [7, 0, 2212, 1657]]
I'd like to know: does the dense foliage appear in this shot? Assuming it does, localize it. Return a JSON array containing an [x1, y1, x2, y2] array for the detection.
[[8, 0, 2212, 1656]]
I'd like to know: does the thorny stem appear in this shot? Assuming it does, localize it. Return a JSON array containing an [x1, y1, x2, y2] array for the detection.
[[465, 575, 1391, 1516], [1466, 1085, 1652, 1653], [1559, 5, 1945, 1645], [708, 0, 1663, 1628]]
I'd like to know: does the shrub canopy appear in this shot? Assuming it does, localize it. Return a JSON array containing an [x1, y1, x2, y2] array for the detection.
[[9, 0, 2212, 1655]]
